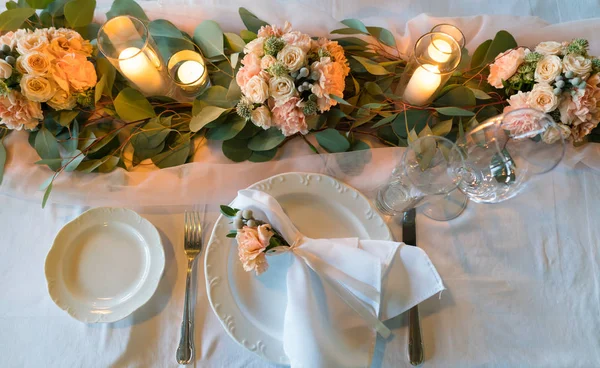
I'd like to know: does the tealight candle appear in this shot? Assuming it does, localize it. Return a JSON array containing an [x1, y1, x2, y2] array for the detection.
[[168, 49, 211, 100], [428, 39, 452, 63], [118, 47, 166, 96], [177, 60, 205, 85], [402, 64, 442, 106]]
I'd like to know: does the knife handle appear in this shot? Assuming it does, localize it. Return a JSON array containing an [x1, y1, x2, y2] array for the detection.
[[408, 304, 424, 366]]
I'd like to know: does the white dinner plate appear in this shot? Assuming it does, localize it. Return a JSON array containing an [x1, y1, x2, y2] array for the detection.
[[205, 172, 392, 364], [45, 207, 165, 323]]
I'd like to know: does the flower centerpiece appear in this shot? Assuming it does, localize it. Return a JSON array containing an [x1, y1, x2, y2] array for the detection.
[[488, 39, 600, 142], [0, 28, 96, 131], [234, 22, 350, 136]]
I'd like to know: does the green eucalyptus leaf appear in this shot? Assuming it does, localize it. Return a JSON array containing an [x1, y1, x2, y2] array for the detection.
[[64, 0, 95, 28], [366, 26, 395, 47], [434, 85, 476, 107], [340, 19, 368, 33], [0, 140, 6, 185], [78, 130, 96, 151], [377, 125, 400, 146], [152, 133, 191, 169], [235, 123, 261, 139], [468, 87, 492, 100], [392, 110, 430, 138], [190, 106, 229, 132], [482, 31, 517, 65], [26, 0, 53, 8], [47, 0, 68, 16], [220, 205, 238, 217], [364, 82, 383, 96], [0, 8, 36, 31], [226, 78, 242, 101], [352, 56, 390, 75], [330, 28, 367, 35], [471, 39, 492, 68], [97, 156, 120, 173], [330, 94, 351, 106], [335, 37, 369, 47], [114, 88, 156, 122], [315, 128, 350, 153], [95, 75, 107, 103], [371, 113, 398, 128], [35, 127, 60, 170], [222, 138, 252, 162], [62, 150, 85, 172], [57, 110, 79, 127], [148, 19, 184, 39], [64, 119, 79, 152], [351, 140, 370, 151], [206, 114, 246, 140], [239, 8, 268, 33], [351, 114, 376, 129], [249, 147, 277, 162], [194, 20, 224, 58], [434, 107, 475, 117], [431, 119, 453, 136], [240, 30, 257, 43], [230, 52, 240, 69], [247, 127, 285, 151], [96, 58, 116, 98], [42, 181, 53, 208], [6, 1, 18, 10], [225, 32, 246, 53], [198, 86, 235, 108], [107, 0, 149, 21]]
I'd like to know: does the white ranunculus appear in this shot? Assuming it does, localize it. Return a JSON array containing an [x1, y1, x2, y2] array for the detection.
[[0, 59, 13, 79], [542, 123, 571, 144], [250, 105, 272, 130], [534, 55, 562, 83], [535, 41, 563, 56], [243, 75, 269, 104], [562, 54, 592, 78], [47, 88, 76, 111], [277, 45, 305, 72], [269, 76, 297, 103], [20, 74, 55, 102], [528, 83, 559, 112], [20, 51, 51, 76]]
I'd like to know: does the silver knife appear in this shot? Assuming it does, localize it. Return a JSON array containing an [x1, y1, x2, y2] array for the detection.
[[403, 208, 424, 366]]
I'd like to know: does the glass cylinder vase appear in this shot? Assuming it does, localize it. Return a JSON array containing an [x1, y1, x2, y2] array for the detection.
[[97, 15, 173, 97], [167, 47, 211, 101], [396, 32, 461, 106]]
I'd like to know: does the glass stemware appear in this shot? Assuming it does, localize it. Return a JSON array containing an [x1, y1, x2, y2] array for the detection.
[[375, 135, 467, 221], [456, 108, 566, 203]]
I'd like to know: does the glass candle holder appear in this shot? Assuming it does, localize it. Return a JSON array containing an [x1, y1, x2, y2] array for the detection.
[[167, 48, 211, 101], [97, 15, 172, 97], [396, 32, 461, 106], [431, 24, 466, 49]]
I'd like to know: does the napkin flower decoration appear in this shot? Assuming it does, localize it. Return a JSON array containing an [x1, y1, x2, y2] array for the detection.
[[220, 205, 290, 275]]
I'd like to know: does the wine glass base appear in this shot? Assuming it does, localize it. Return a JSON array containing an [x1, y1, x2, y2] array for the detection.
[[419, 190, 468, 221]]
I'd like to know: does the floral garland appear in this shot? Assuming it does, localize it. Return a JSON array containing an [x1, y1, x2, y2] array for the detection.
[[0, 0, 598, 207]]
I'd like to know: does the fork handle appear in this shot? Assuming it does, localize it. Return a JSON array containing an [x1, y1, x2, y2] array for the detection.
[[176, 262, 194, 364], [408, 305, 424, 366]]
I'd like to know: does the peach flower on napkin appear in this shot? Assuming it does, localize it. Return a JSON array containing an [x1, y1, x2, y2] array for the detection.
[[237, 224, 274, 275]]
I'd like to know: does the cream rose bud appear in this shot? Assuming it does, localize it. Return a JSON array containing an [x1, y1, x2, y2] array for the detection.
[[535, 41, 563, 56], [21, 51, 51, 76], [269, 76, 297, 103], [0, 60, 12, 79], [20, 75, 55, 102], [250, 105, 272, 130], [244, 75, 269, 104], [528, 83, 559, 112], [261, 55, 277, 69], [277, 45, 305, 72], [541, 123, 571, 144], [534, 55, 562, 83], [47, 89, 76, 111], [562, 54, 592, 78]]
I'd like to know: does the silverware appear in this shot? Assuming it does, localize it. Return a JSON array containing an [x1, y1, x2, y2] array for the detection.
[[403, 208, 424, 366], [176, 211, 203, 365]]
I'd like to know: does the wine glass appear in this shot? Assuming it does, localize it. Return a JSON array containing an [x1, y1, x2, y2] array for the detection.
[[375, 135, 467, 221], [456, 108, 565, 203]]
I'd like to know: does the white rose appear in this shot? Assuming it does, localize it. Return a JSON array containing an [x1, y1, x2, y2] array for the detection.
[[250, 105, 272, 130], [534, 55, 562, 83], [277, 45, 305, 72], [20, 74, 55, 102], [0, 60, 12, 79], [261, 55, 277, 69], [528, 83, 559, 112], [541, 123, 571, 144], [20, 51, 51, 76], [47, 89, 76, 111], [269, 76, 297, 103], [243, 75, 269, 103], [535, 41, 563, 56], [243, 37, 265, 57], [15, 29, 49, 55], [562, 54, 592, 78]]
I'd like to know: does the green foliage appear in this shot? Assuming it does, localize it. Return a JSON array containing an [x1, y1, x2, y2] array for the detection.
[[315, 129, 350, 153], [220, 205, 239, 217], [114, 88, 156, 122], [64, 0, 95, 27], [194, 20, 224, 58], [248, 128, 285, 151], [190, 106, 229, 132], [0, 8, 36, 31], [222, 138, 252, 162], [482, 30, 518, 66], [106, 0, 148, 21]]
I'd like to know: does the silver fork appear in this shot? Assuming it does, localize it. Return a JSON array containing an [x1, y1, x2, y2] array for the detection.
[[176, 211, 203, 365]]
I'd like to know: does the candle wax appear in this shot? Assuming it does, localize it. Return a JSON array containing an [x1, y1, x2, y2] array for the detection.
[[427, 39, 452, 63], [403, 64, 442, 106], [118, 47, 165, 96], [177, 60, 205, 85]]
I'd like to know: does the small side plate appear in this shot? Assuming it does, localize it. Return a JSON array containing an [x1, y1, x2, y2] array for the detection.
[[45, 207, 165, 323]]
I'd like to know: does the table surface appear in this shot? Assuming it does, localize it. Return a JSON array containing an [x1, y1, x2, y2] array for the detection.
[[2, 4, 600, 368]]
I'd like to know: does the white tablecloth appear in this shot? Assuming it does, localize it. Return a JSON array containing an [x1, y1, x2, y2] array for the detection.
[[2, 6, 600, 368]]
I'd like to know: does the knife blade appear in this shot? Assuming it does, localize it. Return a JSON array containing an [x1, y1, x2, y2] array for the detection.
[[402, 208, 424, 366]]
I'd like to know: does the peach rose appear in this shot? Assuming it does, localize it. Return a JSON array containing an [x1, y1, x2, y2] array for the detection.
[[236, 224, 273, 275], [15, 29, 49, 55], [270, 97, 308, 136], [257, 21, 292, 38], [20, 74, 55, 102], [260, 55, 277, 69], [48, 36, 93, 58], [528, 83, 559, 112], [236, 53, 262, 90], [251, 105, 272, 130], [535, 41, 563, 56], [282, 31, 312, 53], [244, 74, 269, 104], [20, 51, 52, 76], [277, 45, 305, 72], [243, 37, 265, 57], [487, 47, 529, 89], [47, 88, 77, 111], [55, 53, 97, 92], [0, 90, 43, 130], [310, 57, 347, 112]]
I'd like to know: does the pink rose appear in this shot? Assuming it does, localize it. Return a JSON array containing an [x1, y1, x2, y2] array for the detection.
[[55, 53, 97, 92], [559, 73, 600, 141], [236, 224, 273, 275], [487, 47, 530, 89], [257, 21, 292, 38], [235, 53, 262, 90], [0, 90, 43, 131], [310, 57, 347, 112], [282, 31, 312, 53], [270, 97, 308, 136]]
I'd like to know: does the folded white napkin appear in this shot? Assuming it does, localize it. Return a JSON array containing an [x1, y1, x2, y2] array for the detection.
[[230, 189, 444, 368]]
